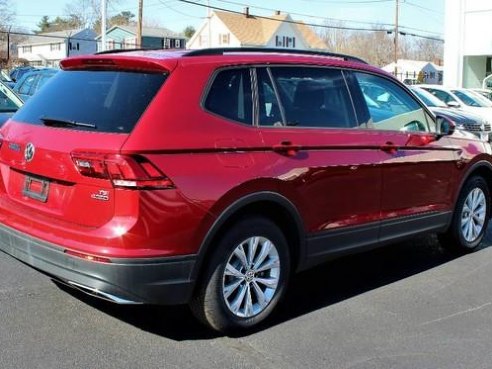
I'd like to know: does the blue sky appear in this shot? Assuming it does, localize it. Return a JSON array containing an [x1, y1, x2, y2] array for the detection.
[[14, 0, 444, 38]]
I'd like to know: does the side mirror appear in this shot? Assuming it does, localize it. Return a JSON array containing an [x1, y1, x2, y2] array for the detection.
[[447, 101, 461, 108], [436, 115, 456, 137]]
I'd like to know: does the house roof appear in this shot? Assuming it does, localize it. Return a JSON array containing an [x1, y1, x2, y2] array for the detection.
[[18, 28, 96, 46], [212, 11, 327, 49], [95, 25, 184, 39], [382, 59, 442, 73]]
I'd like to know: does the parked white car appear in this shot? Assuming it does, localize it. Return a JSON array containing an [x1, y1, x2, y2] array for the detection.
[[419, 85, 492, 127], [469, 88, 492, 101]]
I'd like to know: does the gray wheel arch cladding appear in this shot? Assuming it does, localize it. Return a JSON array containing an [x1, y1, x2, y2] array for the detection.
[[190, 191, 306, 281]]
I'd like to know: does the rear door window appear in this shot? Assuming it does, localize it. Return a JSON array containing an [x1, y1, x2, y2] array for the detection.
[[257, 68, 284, 126], [13, 70, 166, 133], [267, 67, 356, 128]]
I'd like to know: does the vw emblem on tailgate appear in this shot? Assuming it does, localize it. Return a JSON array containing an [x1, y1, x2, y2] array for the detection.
[[24, 143, 35, 162]]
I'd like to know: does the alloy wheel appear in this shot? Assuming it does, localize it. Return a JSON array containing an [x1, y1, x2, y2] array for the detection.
[[222, 236, 281, 318], [461, 187, 487, 243]]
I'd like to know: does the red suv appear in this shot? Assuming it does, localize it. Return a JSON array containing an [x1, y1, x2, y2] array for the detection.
[[0, 48, 490, 332]]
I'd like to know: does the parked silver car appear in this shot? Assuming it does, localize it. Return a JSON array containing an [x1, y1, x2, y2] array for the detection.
[[410, 86, 491, 141], [0, 80, 23, 126]]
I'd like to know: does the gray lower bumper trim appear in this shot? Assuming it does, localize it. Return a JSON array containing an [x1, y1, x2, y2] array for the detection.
[[0, 222, 196, 305]]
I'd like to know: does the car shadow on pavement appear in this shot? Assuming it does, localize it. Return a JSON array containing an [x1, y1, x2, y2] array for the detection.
[[54, 231, 492, 341]]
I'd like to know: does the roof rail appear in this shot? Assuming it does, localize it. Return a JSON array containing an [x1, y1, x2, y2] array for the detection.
[[184, 47, 368, 64]]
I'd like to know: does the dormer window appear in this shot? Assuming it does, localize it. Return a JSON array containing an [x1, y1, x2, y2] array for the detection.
[[275, 36, 296, 48], [219, 33, 230, 45]]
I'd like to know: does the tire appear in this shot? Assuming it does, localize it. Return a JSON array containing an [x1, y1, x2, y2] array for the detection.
[[190, 216, 290, 333], [439, 176, 490, 253]]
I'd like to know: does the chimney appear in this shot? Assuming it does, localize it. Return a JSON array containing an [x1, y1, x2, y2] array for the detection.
[[244, 7, 250, 18]]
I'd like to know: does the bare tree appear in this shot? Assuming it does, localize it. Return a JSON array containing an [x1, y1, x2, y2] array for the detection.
[[413, 38, 444, 63], [317, 21, 352, 54], [64, 0, 122, 29], [0, 0, 15, 30], [316, 21, 443, 67]]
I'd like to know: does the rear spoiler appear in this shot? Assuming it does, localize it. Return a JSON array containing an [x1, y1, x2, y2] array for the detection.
[[60, 56, 175, 73]]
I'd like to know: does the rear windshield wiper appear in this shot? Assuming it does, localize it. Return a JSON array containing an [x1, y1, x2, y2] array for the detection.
[[40, 116, 97, 129]]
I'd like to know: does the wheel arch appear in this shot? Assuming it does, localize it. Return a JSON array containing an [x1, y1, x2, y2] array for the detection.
[[190, 191, 306, 283], [457, 160, 492, 206]]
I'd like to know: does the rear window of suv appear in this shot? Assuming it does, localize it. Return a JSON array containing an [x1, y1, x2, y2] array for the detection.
[[12, 70, 166, 133]]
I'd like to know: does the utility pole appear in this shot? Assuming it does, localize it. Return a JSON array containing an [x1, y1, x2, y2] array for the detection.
[[6, 26, 11, 65], [101, 0, 107, 51], [394, 0, 399, 77], [67, 32, 71, 58], [137, 0, 143, 48]]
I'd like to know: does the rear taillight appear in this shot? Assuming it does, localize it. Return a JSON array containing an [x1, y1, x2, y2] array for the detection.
[[71, 152, 175, 189]]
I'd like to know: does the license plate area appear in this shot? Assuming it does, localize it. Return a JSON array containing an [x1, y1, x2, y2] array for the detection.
[[23, 175, 49, 202]]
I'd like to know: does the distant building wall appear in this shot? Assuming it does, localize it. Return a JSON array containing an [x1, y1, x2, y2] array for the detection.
[[444, 0, 492, 87]]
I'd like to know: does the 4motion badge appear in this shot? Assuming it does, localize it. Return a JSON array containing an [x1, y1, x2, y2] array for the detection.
[[91, 190, 110, 201]]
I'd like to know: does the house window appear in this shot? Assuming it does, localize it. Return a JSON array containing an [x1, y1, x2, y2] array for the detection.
[[219, 33, 230, 45], [106, 40, 115, 50], [22, 46, 32, 53], [199, 34, 208, 46], [50, 43, 61, 51], [124, 37, 136, 49], [275, 35, 296, 48]]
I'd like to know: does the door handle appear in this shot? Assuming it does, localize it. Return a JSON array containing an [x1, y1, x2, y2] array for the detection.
[[273, 141, 300, 157], [380, 142, 398, 154]]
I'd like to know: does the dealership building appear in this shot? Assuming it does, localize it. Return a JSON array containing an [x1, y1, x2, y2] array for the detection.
[[444, 0, 492, 88]]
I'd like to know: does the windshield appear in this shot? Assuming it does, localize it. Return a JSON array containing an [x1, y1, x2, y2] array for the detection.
[[0, 81, 23, 112], [411, 87, 447, 108], [13, 70, 166, 133], [0, 71, 12, 83], [452, 89, 492, 107]]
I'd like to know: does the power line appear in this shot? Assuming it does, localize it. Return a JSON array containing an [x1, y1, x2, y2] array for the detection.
[[404, 1, 443, 15], [176, 0, 443, 41], [211, 0, 442, 36], [299, 0, 393, 4], [178, 0, 395, 31], [214, 0, 393, 26], [157, 0, 206, 18]]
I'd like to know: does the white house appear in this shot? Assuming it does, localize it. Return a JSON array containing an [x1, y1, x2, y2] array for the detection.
[[187, 9, 327, 50], [382, 59, 443, 85], [17, 29, 97, 67], [444, 0, 492, 88]]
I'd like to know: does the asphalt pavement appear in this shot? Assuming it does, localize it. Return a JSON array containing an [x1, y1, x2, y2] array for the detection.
[[2, 229, 492, 369]]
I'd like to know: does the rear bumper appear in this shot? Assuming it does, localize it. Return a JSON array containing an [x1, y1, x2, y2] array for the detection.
[[0, 223, 196, 305]]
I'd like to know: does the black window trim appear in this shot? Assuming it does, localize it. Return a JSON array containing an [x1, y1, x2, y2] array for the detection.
[[252, 66, 288, 127], [201, 63, 437, 132]]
